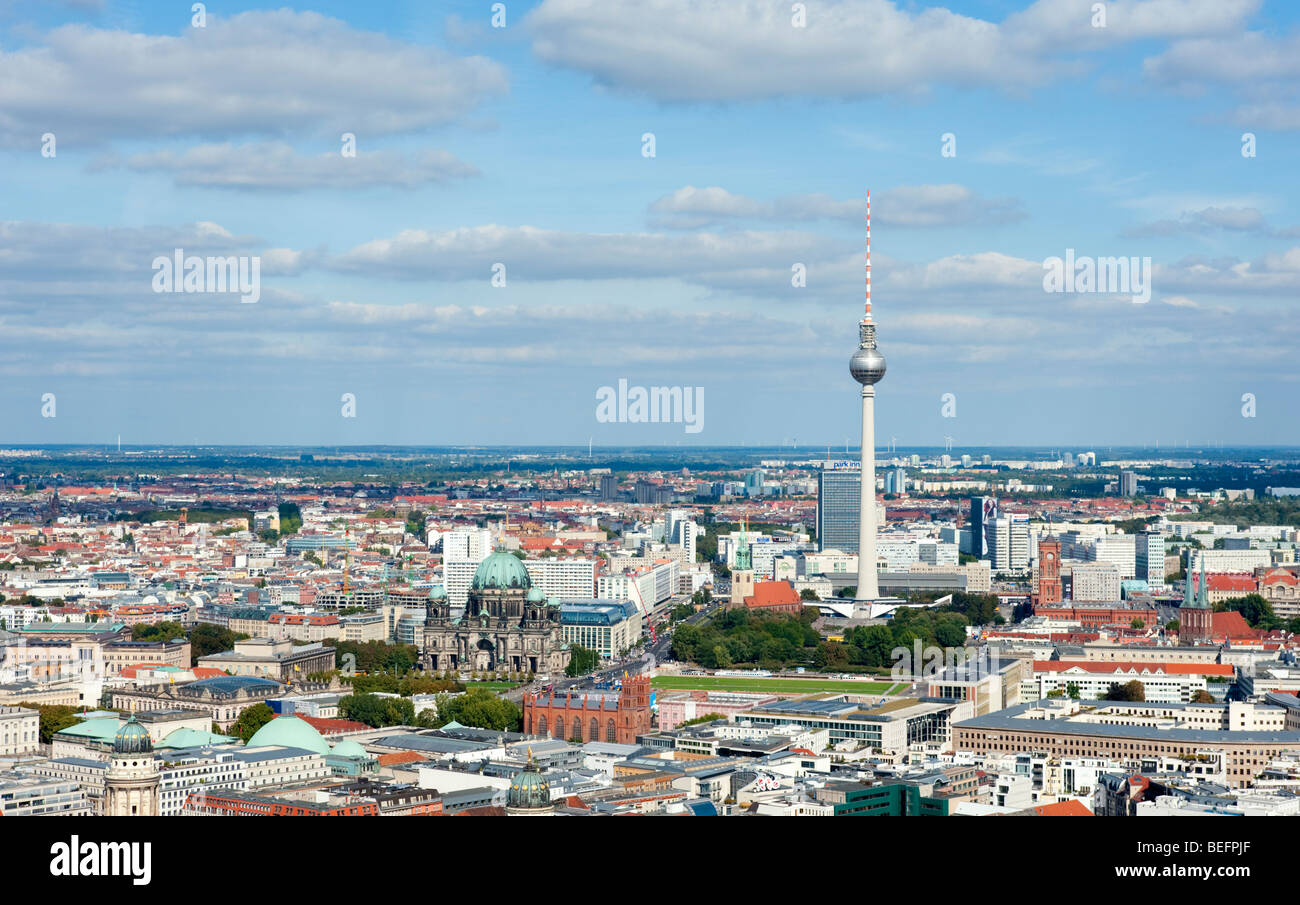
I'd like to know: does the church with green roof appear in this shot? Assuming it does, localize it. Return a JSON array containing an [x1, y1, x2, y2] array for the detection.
[[423, 550, 571, 675]]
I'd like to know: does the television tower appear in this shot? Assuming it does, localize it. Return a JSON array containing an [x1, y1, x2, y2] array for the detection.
[[849, 190, 886, 600]]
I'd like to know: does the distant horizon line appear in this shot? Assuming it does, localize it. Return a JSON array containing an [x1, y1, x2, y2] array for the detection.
[[3, 443, 1300, 454]]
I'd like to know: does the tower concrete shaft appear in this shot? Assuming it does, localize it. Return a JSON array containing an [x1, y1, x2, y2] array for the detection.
[[857, 385, 879, 599]]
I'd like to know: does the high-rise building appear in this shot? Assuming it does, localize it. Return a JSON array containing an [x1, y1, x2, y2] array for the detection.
[[1135, 531, 1166, 586], [1072, 562, 1122, 602], [666, 510, 700, 562], [848, 189, 886, 600], [970, 497, 998, 560], [1119, 470, 1138, 497], [884, 466, 906, 494], [988, 516, 1029, 574], [599, 475, 619, 500], [817, 467, 860, 553], [524, 558, 597, 600]]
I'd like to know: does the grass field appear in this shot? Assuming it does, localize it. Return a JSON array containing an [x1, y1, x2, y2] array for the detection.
[[464, 681, 519, 692], [651, 675, 900, 695]]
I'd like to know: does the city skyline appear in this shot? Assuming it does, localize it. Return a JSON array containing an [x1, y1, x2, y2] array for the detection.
[[1, 1, 1298, 446]]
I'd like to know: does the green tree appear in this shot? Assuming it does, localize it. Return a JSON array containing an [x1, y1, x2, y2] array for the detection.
[[277, 502, 303, 535], [339, 693, 416, 728], [229, 703, 276, 742], [1104, 680, 1146, 702], [432, 688, 522, 732], [565, 645, 600, 677]]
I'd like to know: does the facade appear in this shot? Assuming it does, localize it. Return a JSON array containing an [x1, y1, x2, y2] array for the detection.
[[1070, 563, 1122, 602], [1029, 660, 1234, 703], [198, 638, 336, 680], [522, 674, 653, 744], [1135, 531, 1166, 586], [524, 558, 597, 600], [111, 675, 286, 730], [0, 772, 92, 816], [738, 696, 972, 752], [817, 468, 861, 554], [954, 699, 1300, 788], [0, 706, 39, 756], [988, 516, 1029, 574], [557, 600, 642, 660], [423, 552, 571, 675], [1260, 568, 1300, 620]]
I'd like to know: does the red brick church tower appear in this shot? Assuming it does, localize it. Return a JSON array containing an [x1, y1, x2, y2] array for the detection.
[[1033, 538, 1062, 608], [616, 674, 652, 742]]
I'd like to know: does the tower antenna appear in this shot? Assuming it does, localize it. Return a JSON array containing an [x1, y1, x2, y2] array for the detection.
[[864, 189, 872, 322]]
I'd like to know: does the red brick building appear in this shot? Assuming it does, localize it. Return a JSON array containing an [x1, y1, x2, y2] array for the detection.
[[1033, 606, 1159, 628], [522, 674, 652, 744]]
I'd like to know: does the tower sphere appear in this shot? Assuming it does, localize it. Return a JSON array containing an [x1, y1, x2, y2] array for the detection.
[[850, 347, 886, 386]]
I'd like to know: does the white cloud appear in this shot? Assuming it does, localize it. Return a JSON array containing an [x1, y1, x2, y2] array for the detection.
[[648, 184, 1024, 229], [525, 0, 1258, 102], [96, 143, 479, 191], [0, 11, 508, 146]]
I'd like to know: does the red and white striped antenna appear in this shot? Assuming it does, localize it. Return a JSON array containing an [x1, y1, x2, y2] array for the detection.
[[864, 189, 872, 322]]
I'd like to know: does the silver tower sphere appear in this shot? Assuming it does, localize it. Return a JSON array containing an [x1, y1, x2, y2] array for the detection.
[[849, 322, 886, 386]]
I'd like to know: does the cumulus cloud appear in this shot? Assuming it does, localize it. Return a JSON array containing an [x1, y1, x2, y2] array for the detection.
[[95, 143, 479, 191], [328, 224, 848, 282], [648, 184, 1025, 229], [0, 10, 508, 147], [525, 0, 1258, 102]]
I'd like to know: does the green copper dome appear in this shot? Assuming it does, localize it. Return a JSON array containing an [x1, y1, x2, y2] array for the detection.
[[330, 739, 369, 759], [471, 551, 532, 591], [526, 587, 546, 603], [428, 585, 448, 600], [245, 715, 332, 755], [507, 754, 551, 810], [113, 715, 153, 755]]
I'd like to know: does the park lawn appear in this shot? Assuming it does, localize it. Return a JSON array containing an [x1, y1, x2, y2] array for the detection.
[[464, 681, 519, 692], [651, 675, 894, 694]]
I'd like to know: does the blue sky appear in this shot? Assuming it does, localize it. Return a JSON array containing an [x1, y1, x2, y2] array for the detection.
[[1, 0, 1298, 448]]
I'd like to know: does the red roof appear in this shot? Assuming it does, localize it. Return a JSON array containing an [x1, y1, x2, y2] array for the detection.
[[1032, 660, 1234, 677], [1032, 800, 1094, 816], [1211, 610, 1257, 640], [743, 581, 801, 609], [377, 751, 426, 767]]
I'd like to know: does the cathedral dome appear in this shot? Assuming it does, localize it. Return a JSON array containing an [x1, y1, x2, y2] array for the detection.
[[526, 587, 546, 603], [507, 753, 551, 811], [113, 715, 153, 755], [471, 551, 532, 591]]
